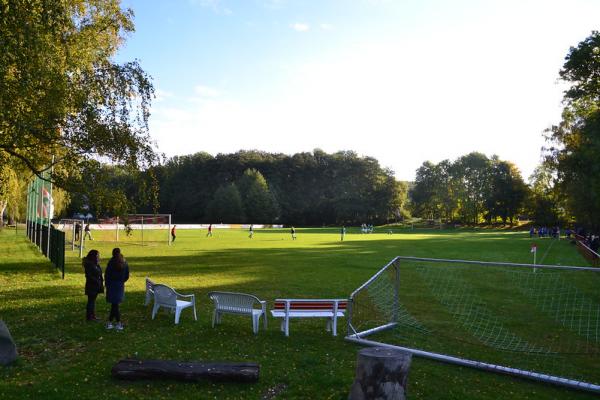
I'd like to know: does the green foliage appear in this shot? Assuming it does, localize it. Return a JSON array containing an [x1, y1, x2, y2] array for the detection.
[[237, 169, 279, 223], [155, 150, 404, 225], [410, 153, 529, 224], [205, 183, 245, 223], [546, 31, 600, 230], [0, 0, 156, 216]]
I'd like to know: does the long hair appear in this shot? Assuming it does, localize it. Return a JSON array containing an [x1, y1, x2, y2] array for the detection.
[[111, 248, 125, 270], [83, 249, 99, 266]]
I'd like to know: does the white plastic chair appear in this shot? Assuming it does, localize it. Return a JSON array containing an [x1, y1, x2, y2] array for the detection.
[[208, 291, 267, 334], [144, 277, 155, 306], [151, 284, 197, 324]]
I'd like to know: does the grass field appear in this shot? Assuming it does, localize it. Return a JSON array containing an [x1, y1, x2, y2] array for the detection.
[[0, 226, 599, 399]]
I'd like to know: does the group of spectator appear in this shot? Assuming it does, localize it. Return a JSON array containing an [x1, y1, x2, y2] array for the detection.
[[529, 226, 561, 239], [529, 225, 600, 255]]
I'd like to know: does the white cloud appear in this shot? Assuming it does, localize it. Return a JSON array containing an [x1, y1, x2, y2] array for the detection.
[[194, 85, 220, 97], [320, 23, 333, 31], [291, 22, 309, 32]]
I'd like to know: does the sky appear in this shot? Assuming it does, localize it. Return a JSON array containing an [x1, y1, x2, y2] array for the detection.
[[117, 0, 600, 181]]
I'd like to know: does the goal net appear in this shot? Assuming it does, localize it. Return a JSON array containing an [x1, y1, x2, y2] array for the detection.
[[95, 214, 172, 246], [57, 218, 85, 251], [347, 257, 600, 394]]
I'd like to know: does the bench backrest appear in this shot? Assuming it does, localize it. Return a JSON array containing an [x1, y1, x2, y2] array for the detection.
[[154, 284, 178, 307], [208, 291, 261, 313], [273, 299, 348, 313]]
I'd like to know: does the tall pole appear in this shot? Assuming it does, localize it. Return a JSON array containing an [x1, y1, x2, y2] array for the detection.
[[168, 214, 172, 246], [141, 215, 144, 246], [116, 216, 119, 242], [26, 181, 30, 239], [46, 159, 54, 257], [33, 176, 38, 249]]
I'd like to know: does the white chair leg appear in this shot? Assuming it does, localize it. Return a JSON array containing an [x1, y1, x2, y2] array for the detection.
[[193, 305, 197, 321], [212, 310, 217, 327], [152, 304, 160, 319], [252, 315, 259, 334], [263, 312, 267, 330], [175, 308, 182, 324]]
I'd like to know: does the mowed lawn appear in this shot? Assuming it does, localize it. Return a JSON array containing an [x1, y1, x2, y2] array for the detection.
[[0, 227, 598, 400]]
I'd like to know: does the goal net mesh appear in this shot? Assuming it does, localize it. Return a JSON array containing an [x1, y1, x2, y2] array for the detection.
[[348, 257, 600, 389]]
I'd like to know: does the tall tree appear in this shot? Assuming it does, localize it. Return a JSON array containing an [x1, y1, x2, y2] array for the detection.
[[237, 169, 279, 223], [547, 31, 600, 230], [205, 183, 245, 223], [0, 0, 156, 200]]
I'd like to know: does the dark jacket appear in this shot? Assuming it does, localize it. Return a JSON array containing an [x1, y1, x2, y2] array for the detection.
[[83, 259, 104, 296], [105, 258, 130, 304]]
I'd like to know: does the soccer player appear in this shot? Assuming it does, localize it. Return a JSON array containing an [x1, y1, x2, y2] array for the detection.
[[171, 225, 176, 243], [341, 226, 346, 241], [84, 223, 93, 241], [291, 226, 296, 240], [249, 224, 254, 239], [207, 223, 213, 237]]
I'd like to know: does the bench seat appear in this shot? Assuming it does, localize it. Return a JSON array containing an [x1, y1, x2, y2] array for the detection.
[[271, 299, 347, 336]]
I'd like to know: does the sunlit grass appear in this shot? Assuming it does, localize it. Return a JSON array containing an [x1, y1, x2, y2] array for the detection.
[[0, 227, 597, 399]]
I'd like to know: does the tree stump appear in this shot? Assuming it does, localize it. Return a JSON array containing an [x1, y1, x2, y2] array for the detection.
[[0, 320, 18, 366], [348, 347, 412, 400], [112, 359, 259, 383]]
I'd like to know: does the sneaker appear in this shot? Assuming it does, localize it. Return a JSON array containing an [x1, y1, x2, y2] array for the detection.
[[115, 322, 124, 331], [106, 322, 114, 330]]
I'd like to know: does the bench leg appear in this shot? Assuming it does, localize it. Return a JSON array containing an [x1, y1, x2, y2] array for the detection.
[[326, 319, 332, 332], [285, 316, 290, 337], [252, 315, 259, 334], [175, 308, 182, 324], [212, 310, 217, 328], [332, 316, 337, 336]]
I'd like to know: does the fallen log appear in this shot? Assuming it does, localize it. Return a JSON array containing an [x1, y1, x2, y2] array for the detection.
[[111, 359, 259, 383]]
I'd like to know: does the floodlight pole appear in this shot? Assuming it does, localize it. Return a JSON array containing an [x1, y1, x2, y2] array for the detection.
[[168, 215, 172, 246]]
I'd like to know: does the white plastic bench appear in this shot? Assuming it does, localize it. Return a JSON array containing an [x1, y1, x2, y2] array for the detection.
[[144, 277, 155, 306], [151, 284, 197, 324], [271, 299, 347, 337], [207, 291, 267, 334]]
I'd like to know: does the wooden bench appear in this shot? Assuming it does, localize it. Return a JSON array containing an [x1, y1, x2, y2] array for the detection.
[[207, 291, 267, 334], [271, 299, 347, 337]]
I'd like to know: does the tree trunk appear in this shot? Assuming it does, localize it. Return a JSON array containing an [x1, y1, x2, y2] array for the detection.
[[0, 199, 6, 227], [348, 347, 412, 400], [112, 359, 259, 383]]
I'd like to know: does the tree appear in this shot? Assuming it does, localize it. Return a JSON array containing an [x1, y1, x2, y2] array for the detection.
[[453, 152, 491, 224], [205, 184, 245, 223], [237, 169, 279, 223], [0, 1, 156, 196], [486, 159, 528, 224], [546, 31, 600, 230]]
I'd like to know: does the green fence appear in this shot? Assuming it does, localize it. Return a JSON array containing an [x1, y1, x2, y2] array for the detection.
[[26, 222, 65, 279]]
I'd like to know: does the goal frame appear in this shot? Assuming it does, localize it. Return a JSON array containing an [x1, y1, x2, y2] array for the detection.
[[345, 256, 600, 394]]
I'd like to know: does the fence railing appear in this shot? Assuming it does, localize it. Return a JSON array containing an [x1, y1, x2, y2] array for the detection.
[[26, 222, 65, 279]]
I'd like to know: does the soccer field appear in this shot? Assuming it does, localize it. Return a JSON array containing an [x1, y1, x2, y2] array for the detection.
[[0, 227, 598, 399]]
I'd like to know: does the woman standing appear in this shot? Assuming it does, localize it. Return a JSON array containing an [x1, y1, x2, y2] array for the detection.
[[83, 250, 104, 321], [105, 248, 130, 331]]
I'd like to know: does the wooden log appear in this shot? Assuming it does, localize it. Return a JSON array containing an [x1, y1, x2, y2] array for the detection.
[[348, 347, 412, 400], [111, 359, 259, 383], [0, 320, 18, 366]]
